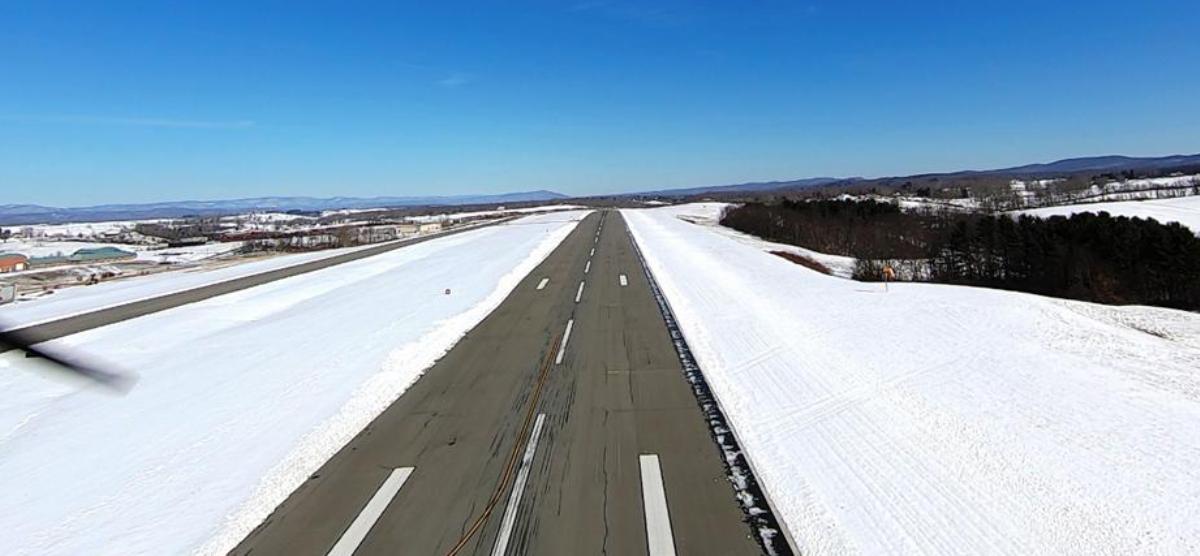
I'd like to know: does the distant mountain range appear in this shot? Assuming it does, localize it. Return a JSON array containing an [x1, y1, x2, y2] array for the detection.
[[631, 153, 1200, 198], [0, 190, 568, 226], [986, 154, 1200, 176], [4, 153, 1197, 226]]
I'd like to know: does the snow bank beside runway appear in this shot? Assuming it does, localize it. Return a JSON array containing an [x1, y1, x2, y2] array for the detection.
[[624, 204, 1200, 555], [0, 211, 588, 556]]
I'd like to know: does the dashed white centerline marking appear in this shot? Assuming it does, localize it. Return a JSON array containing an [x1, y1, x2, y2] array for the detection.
[[491, 413, 548, 556], [575, 281, 586, 303], [590, 247, 595, 257], [327, 467, 415, 556], [619, 274, 628, 287], [536, 277, 549, 290], [584, 260, 591, 274], [639, 455, 677, 556], [555, 319, 573, 365]]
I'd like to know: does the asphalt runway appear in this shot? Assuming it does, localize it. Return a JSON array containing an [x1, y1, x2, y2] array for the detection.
[[231, 210, 759, 555]]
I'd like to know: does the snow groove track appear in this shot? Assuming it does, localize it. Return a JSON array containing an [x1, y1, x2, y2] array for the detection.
[[628, 222, 795, 556]]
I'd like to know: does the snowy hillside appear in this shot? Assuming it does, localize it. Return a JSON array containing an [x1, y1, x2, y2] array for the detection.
[[0, 211, 588, 555], [1019, 195, 1200, 235], [624, 204, 1200, 554]]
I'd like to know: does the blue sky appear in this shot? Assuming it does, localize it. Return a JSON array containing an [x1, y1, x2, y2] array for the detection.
[[2, 1, 1198, 206]]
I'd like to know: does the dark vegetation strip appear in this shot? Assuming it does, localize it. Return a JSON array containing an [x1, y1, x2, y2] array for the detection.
[[770, 251, 832, 275], [722, 200, 1200, 311], [627, 224, 796, 556]]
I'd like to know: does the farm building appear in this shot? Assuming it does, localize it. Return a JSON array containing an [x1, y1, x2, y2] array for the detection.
[[356, 225, 402, 243], [0, 253, 30, 273]]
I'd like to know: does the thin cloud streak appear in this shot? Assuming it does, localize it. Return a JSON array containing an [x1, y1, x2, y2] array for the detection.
[[436, 72, 473, 88], [1, 114, 256, 129]]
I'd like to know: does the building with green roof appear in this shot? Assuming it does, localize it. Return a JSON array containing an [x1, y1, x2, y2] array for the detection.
[[68, 247, 136, 263]]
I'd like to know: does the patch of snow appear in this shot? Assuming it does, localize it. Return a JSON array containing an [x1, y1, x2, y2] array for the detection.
[[0, 210, 589, 555], [218, 213, 319, 232], [1018, 195, 1200, 235], [238, 212, 311, 222], [320, 207, 384, 218], [1, 240, 143, 259], [1030, 174, 1200, 207], [407, 204, 588, 223], [833, 194, 980, 213], [3, 219, 166, 239], [624, 203, 1200, 555], [667, 202, 856, 278], [893, 196, 981, 212], [0, 239, 245, 266], [139, 242, 245, 264]]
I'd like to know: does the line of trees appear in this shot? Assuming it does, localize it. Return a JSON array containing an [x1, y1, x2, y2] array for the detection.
[[719, 199, 932, 259], [721, 200, 1200, 310]]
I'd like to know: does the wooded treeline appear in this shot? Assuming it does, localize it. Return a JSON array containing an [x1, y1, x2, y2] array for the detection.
[[721, 200, 1200, 310]]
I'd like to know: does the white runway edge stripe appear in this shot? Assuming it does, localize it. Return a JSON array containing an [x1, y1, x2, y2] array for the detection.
[[536, 277, 549, 290], [639, 454, 677, 556], [575, 281, 586, 303], [619, 274, 628, 287], [491, 413, 548, 556], [326, 467, 415, 556], [555, 319, 574, 365]]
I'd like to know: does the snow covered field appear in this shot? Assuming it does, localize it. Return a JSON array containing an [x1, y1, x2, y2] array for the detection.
[[137, 241, 246, 264], [624, 204, 1200, 554], [1, 219, 165, 238], [0, 210, 587, 555], [668, 202, 857, 278], [0, 242, 384, 329], [0, 239, 245, 265], [1, 240, 138, 259], [408, 203, 588, 222], [1019, 195, 1200, 235]]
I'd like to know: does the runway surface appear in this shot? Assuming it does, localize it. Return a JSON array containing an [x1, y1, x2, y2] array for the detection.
[[232, 210, 758, 555]]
